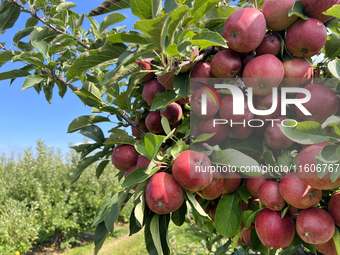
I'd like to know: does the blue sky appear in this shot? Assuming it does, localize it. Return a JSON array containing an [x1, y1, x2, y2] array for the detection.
[[0, 1, 138, 157]]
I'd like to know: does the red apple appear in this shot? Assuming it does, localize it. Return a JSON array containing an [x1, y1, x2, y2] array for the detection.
[[288, 205, 299, 219], [192, 117, 229, 146], [145, 172, 184, 214], [255, 209, 295, 248], [297, 142, 340, 190], [142, 79, 164, 106], [243, 54, 285, 96], [245, 174, 271, 198], [262, 0, 299, 31], [172, 150, 213, 192], [145, 110, 164, 134], [285, 18, 327, 58], [264, 116, 294, 149], [328, 192, 340, 227], [111, 144, 138, 171], [222, 171, 241, 194], [255, 34, 280, 56], [253, 92, 282, 121], [157, 71, 175, 90], [197, 171, 225, 200], [221, 8, 266, 53], [136, 58, 155, 82], [219, 95, 254, 123], [192, 86, 220, 119], [240, 225, 255, 247], [295, 84, 339, 123], [190, 62, 214, 91], [300, 0, 340, 23], [279, 172, 322, 209], [280, 58, 313, 88], [124, 165, 138, 178], [228, 125, 254, 140], [258, 181, 286, 211], [210, 49, 242, 78], [314, 238, 338, 255], [296, 207, 335, 244], [160, 102, 182, 125]]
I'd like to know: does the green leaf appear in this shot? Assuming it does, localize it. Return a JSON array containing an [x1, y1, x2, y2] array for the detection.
[[190, 0, 222, 24], [66, 43, 126, 79], [134, 14, 171, 51], [173, 72, 190, 98], [192, 133, 216, 143], [288, 1, 308, 20], [92, 197, 111, 226], [202, 6, 235, 25], [96, 160, 110, 178], [80, 125, 105, 143], [164, 0, 180, 13], [185, 190, 208, 217], [30, 27, 60, 43], [243, 209, 261, 228], [0, 68, 30, 81], [56, 1, 77, 12], [278, 121, 333, 145], [13, 27, 34, 44], [166, 44, 181, 56], [171, 201, 187, 226], [67, 115, 111, 133], [25, 17, 39, 28], [333, 228, 340, 255], [99, 13, 126, 32], [129, 208, 143, 235], [106, 31, 150, 44], [105, 128, 136, 145], [31, 40, 49, 59], [70, 156, 99, 183], [210, 149, 263, 176], [144, 132, 166, 159], [150, 214, 163, 254], [104, 193, 119, 232], [74, 82, 104, 104], [150, 91, 181, 111], [21, 75, 44, 91], [161, 116, 172, 135], [215, 193, 242, 238], [328, 59, 340, 80], [168, 5, 189, 44], [323, 4, 340, 19], [144, 211, 158, 255], [121, 166, 159, 188], [94, 222, 108, 255], [189, 30, 228, 50], [316, 145, 340, 179], [89, 0, 131, 16], [171, 139, 188, 159], [13, 51, 45, 67], [325, 33, 340, 59], [131, 0, 161, 19], [0, 5, 20, 32]]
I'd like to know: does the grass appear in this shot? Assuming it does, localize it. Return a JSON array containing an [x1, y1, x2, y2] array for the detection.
[[65, 222, 207, 255]]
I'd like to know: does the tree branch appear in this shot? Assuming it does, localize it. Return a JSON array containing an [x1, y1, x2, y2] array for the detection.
[[120, 112, 147, 136], [171, 46, 218, 72], [0, 44, 10, 52], [10, 0, 90, 50]]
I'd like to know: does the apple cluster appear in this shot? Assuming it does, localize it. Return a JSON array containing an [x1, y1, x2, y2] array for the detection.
[[110, 0, 340, 253]]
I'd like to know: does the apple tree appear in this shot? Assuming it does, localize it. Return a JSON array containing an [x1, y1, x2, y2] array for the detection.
[[2, 0, 340, 254]]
